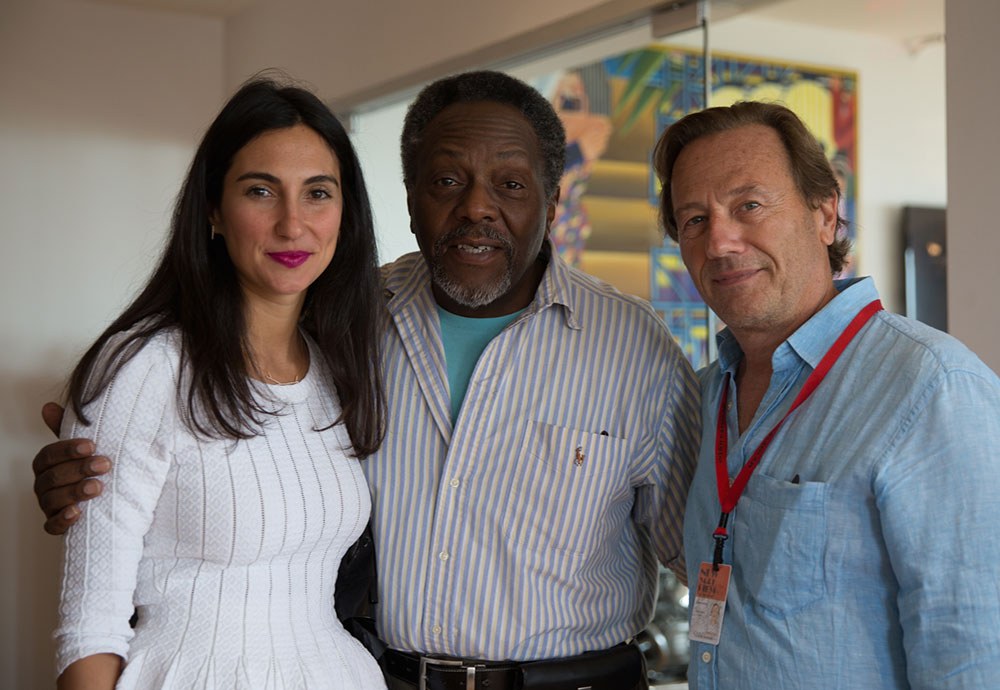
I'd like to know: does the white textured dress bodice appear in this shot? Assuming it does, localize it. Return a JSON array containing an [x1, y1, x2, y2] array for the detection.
[[55, 330, 385, 689]]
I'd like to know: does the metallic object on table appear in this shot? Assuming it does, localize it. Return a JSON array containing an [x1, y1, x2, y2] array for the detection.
[[639, 567, 689, 683]]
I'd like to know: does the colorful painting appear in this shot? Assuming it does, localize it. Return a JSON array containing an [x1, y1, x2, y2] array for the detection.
[[537, 44, 858, 369], [652, 244, 712, 367]]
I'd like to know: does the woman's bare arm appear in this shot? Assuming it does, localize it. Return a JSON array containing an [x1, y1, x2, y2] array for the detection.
[[56, 653, 122, 690]]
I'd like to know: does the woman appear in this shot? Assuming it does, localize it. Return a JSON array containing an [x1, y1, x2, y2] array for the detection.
[[53, 77, 387, 689]]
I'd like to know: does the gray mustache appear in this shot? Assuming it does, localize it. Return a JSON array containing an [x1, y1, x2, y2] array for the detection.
[[434, 224, 514, 254]]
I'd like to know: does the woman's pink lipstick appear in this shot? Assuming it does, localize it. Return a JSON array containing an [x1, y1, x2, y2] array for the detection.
[[267, 251, 311, 268]]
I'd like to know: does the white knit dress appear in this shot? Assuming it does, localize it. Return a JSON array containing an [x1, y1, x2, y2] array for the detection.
[[55, 330, 386, 689]]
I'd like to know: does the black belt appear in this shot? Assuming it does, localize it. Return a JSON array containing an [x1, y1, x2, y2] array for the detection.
[[383, 642, 647, 690]]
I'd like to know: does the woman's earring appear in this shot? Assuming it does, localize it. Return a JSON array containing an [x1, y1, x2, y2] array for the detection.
[[210, 224, 216, 240]]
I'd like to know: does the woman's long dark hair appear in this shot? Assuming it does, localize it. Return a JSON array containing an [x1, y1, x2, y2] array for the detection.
[[67, 76, 385, 457]]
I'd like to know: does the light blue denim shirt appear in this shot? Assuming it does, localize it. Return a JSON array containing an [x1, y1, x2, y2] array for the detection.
[[684, 277, 1000, 689]]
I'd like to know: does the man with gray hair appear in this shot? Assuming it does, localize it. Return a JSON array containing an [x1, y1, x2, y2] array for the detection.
[[368, 69, 699, 689], [655, 100, 1000, 689]]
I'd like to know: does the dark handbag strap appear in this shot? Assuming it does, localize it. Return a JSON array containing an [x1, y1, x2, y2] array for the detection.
[[334, 521, 387, 659]]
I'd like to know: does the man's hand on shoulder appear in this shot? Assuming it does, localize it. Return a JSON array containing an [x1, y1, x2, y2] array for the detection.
[[33, 402, 111, 535]]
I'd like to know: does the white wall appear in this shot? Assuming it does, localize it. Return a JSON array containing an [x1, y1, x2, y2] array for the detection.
[[0, 1, 224, 686], [946, 0, 1000, 372], [350, 100, 418, 262]]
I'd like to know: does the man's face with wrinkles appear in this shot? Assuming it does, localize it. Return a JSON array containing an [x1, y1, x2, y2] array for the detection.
[[407, 100, 556, 318]]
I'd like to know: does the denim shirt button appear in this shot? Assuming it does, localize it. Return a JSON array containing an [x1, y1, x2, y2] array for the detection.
[[701, 651, 713, 663]]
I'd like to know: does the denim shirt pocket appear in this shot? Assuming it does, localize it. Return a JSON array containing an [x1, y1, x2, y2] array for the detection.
[[732, 473, 829, 617]]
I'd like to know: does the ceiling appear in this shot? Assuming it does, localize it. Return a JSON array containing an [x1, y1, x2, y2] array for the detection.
[[72, 0, 255, 18], [76, 0, 944, 41], [750, 0, 943, 42]]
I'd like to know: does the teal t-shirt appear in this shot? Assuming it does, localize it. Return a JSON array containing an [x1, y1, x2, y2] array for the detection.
[[436, 305, 524, 423]]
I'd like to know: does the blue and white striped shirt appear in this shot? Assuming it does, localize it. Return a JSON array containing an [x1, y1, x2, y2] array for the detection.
[[365, 245, 700, 661]]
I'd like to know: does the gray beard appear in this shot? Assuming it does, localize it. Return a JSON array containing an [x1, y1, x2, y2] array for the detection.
[[429, 225, 514, 309], [432, 265, 513, 309]]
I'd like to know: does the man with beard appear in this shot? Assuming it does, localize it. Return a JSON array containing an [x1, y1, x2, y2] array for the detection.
[[33, 71, 700, 690], [655, 101, 1000, 689]]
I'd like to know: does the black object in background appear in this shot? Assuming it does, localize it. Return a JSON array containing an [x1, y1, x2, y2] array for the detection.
[[903, 206, 947, 332]]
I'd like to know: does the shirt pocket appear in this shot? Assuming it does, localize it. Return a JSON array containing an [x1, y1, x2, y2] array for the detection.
[[502, 420, 629, 558], [732, 473, 829, 617]]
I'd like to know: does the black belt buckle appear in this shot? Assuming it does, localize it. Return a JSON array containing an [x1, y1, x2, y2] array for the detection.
[[418, 656, 485, 690]]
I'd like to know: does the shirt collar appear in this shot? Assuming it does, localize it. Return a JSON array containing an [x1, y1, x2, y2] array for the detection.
[[384, 239, 580, 330], [716, 276, 879, 375], [531, 240, 580, 330]]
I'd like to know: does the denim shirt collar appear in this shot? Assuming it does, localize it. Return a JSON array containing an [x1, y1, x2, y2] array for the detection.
[[716, 276, 878, 377]]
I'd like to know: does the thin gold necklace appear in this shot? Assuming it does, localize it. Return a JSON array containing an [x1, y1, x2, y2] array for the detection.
[[262, 369, 303, 386]]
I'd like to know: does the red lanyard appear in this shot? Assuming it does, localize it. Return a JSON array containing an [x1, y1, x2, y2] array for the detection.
[[711, 299, 883, 569]]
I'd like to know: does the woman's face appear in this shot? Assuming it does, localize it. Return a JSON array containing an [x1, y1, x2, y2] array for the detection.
[[212, 124, 343, 309]]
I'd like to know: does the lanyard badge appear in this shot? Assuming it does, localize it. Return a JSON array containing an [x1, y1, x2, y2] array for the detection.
[[690, 562, 732, 645]]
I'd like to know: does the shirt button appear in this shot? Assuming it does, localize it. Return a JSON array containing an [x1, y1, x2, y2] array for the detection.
[[438, 551, 449, 562], [449, 477, 460, 488], [701, 651, 713, 663], [431, 625, 442, 635]]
